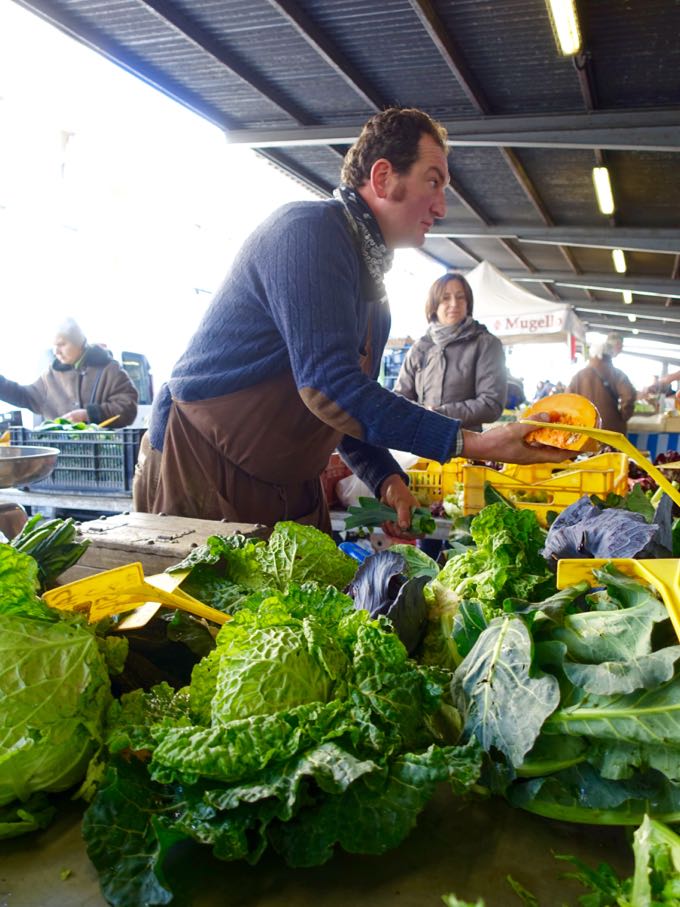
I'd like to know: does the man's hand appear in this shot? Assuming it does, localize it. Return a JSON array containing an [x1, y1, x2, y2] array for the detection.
[[461, 415, 575, 465], [62, 409, 89, 423], [379, 473, 420, 538]]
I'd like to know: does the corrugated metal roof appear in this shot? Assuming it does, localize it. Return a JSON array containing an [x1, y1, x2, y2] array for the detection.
[[14, 0, 680, 342]]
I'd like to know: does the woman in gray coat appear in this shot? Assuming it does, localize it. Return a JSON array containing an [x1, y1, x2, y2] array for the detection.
[[394, 273, 507, 432]]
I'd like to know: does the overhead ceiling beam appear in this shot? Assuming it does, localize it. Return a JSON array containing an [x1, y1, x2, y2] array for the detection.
[[500, 271, 680, 299], [427, 226, 680, 254], [136, 0, 315, 125], [573, 303, 680, 323], [225, 110, 680, 151], [666, 254, 680, 306], [578, 319, 680, 345], [406, 0, 489, 112], [264, 0, 384, 111]]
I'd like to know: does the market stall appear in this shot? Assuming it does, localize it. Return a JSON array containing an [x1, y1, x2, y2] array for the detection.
[[626, 411, 680, 458], [464, 261, 586, 347]]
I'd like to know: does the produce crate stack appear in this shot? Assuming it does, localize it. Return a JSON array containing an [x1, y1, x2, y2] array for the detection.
[[407, 453, 629, 526], [9, 426, 146, 494], [463, 452, 629, 525], [405, 457, 467, 504]]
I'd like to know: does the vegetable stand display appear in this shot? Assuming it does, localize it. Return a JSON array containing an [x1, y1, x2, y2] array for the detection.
[[626, 412, 680, 460], [2, 456, 679, 906]]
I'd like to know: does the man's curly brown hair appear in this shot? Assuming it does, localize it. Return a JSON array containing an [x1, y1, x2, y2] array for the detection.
[[340, 107, 448, 188]]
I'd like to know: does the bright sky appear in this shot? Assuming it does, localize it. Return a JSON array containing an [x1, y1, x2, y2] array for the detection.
[[0, 0, 669, 396]]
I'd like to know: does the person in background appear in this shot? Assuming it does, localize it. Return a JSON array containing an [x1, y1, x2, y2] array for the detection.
[[134, 107, 568, 535], [0, 318, 138, 427], [534, 380, 554, 400], [505, 373, 526, 410], [393, 273, 506, 431], [643, 368, 680, 396], [567, 332, 636, 433]]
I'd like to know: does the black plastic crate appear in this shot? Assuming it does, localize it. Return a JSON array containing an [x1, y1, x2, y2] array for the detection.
[[9, 427, 145, 494]]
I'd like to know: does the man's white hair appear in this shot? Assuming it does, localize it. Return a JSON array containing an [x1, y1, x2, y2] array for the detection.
[[591, 332, 623, 359], [55, 317, 86, 347]]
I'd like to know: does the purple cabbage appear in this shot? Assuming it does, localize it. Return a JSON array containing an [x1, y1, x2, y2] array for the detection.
[[347, 550, 428, 654], [542, 496, 659, 565]]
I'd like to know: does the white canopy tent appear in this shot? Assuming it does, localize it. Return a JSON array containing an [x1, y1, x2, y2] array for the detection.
[[465, 261, 586, 346]]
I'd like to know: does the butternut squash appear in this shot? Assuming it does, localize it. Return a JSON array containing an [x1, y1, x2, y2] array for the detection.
[[523, 393, 601, 452]]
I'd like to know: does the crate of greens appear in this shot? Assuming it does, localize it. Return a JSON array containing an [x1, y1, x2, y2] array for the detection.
[[10, 424, 145, 494]]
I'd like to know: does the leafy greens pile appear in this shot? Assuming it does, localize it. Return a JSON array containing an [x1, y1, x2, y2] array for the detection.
[[0, 542, 118, 839], [169, 520, 358, 613], [83, 588, 481, 906], [450, 562, 680, 825]]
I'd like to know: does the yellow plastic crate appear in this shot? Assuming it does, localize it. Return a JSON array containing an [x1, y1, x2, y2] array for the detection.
[[462, 452, 629, 526], [406, 457, 467, 503]]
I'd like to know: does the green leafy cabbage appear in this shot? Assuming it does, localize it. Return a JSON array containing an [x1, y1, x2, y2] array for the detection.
[[83, 589, 481, 906], [0, 614, 113, 830]]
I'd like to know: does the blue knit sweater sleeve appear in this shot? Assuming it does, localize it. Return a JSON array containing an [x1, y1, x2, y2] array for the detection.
[[154, 201, 461, 465], [259, 203, 461, 463]]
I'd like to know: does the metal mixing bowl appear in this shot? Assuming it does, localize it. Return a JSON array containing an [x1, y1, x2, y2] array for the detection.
[[0, 446, 60, 489]]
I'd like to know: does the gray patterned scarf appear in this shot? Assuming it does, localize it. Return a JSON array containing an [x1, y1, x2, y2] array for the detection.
[[333, 185, 393, 302], [427, 317, 472, 348]]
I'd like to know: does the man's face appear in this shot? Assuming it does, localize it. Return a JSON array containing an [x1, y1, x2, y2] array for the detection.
[[375, 134, 449, 249]]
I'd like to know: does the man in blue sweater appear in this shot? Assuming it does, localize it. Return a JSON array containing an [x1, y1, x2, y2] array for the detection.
[[134, 107, 565, 533]]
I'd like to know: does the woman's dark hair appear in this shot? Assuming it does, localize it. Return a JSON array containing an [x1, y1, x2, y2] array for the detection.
[[340, 107, 448, 188], [425, 273, 474, 322]]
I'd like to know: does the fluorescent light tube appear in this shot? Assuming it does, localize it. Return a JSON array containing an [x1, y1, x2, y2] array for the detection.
[[546, 0, 582, 55], [623, 289, 633, 304], [612, 248, 626, 273], [593, 167, 615, 215]]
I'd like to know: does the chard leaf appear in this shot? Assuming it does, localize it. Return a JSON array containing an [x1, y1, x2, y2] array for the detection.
[[552, 596, 670, 664], [83, 757, 184, 907], [452, 616, 560, 767], [507, 764, 680, 825], [563, 645, 680, 695], [516, 733, 586, 778], [501, 581, 589, 625], [544, 668, 680, 749], [588, 739, 680, 783], [451, 600, 488, 661], [592, 563, 666, 609], [630, 814, 680, 904]]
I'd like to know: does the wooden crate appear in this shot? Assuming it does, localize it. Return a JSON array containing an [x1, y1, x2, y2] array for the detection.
[[60, 511, 266, 583]]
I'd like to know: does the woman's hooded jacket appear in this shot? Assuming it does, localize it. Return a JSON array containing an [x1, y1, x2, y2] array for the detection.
[[394, 317, 507, 431], [0, 345, 138, 426]]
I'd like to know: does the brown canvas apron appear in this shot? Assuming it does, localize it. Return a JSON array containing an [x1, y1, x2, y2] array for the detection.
[[142, 371, 343, 532]]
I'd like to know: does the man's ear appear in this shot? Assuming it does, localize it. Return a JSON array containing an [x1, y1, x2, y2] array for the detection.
[[369, 158, 392, 199]]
